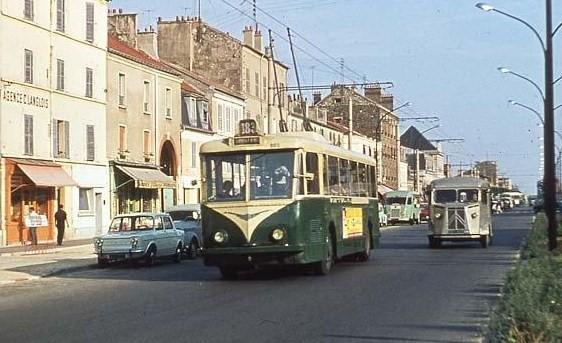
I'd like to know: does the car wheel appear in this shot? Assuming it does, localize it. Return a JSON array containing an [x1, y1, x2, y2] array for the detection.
[[173, 243, 182, 263], [409, 218, 415, 225], [145, 246, 156, 267], [314, 234, 334, 275], [219, 267, 239, 280], [480, 235, 490, 248], [186, 239, 198, 260], [97, 257, 108, 268]]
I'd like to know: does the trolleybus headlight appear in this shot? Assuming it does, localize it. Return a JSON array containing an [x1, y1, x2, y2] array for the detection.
[[434, 213, 442, 219], [270, 228, 285, 242], [213, 231, 228, 243]]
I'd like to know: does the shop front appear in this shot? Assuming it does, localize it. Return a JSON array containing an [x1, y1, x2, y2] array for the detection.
[[4, 158, 77, 245], [111, 162, 176, 216]]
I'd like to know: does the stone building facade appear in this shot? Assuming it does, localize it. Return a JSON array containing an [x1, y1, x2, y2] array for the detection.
[[0, 0, 110, 246]]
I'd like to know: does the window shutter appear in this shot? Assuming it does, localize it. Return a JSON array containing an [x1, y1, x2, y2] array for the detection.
[[52, 119, 58, 157], [56, 0, 65, 32], [86, 125, 95, 161], [24, 115, 33, 155], [86, 68, 93, 98], [24, 50, 33, 83], [86, 3, 94, 42], [24, 0, 33, 20], [64, 121, 70, 158]]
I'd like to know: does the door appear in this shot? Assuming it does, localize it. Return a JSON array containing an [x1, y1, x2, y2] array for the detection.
[[162, 188, 175, 211], [95, 193, 102, 235]]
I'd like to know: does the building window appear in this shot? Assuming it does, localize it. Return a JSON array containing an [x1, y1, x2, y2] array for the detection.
[[165, 88, 172, 118], [217, 104, 223, 132], [291, 120, 297, 132], [191, 142, 197, 168], [79, 188, 93, 211], [56, 0, 65, 32], [24, 0, 34, 20], [118, 73, 126, 106], [24, 49, 33, 84], [56, 59, 65, 91], [263, 76, 267, 101], [233, 108, 240, 128], [85, 2, 94, 43], [254, 72, 260, 97], [85, 68, 93, 98], [24, 115, 33, 155], [86, 125, 95, 161], [53, 119, 69, 158], [118, 125, 127, 153], [245, 68, 250, 93], [143, 81, 150, 113], [188, 97, 197, 126], [143, 130, 150, 156]]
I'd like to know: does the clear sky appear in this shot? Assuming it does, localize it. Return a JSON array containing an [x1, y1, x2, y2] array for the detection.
[[110, 0, 562, 194]]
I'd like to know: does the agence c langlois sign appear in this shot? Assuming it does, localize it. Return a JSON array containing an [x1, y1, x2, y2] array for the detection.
[[1, 87, 49, 109]]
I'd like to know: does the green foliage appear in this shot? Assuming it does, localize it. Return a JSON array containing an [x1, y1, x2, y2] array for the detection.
[[487, 214, 562, 343]]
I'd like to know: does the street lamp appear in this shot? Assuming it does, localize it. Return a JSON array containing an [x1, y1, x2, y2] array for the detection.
[[478, 1, 559, 250], [393, 101, 412, 112], [498, 67, 545, 101]]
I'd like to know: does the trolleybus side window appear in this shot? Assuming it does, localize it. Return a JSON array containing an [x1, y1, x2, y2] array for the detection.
[[350, 161, 359, 196], [339, 159, 350, 196], [327, 156, 339, 195], [358, 163, 368, 196], [205, 154, 246, 201], [296, 153, 304, 195], [306, 152, 320, 195], [368, 165, 376, 197], [250, 151, 294, 199]]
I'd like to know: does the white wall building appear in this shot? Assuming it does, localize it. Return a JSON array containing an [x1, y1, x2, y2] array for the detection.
[[0, 0, 109, 245]]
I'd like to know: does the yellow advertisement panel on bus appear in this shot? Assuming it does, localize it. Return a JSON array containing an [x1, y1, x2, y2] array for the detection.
[[342, 207, 363, 239]]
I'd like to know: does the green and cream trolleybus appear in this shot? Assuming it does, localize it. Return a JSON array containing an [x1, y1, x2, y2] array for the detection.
[[200, 120, 380, 278]]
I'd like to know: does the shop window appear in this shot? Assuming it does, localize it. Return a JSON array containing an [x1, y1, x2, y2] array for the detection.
[[79, 188, 93, 212]]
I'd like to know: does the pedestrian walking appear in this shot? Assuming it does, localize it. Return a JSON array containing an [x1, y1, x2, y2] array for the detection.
[[55, 204, 69, 246], [26, 207, 40, 245]]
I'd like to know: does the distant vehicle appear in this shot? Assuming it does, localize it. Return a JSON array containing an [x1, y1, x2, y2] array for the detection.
[[500, 191, 526, 207], [491, 200, 503, 214], [384, 190, 421, 225], [427, 177, 493, 248], [200, 120, 380, 278], [419, 203, 430, 222], [167, 204, 202, 259], [94, 213, 184, 267], [378, 202, 388, 227]]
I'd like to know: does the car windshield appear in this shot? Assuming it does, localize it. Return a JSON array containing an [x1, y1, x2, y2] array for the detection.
[[250, 152, 294, 200], [168, 210, 199, 221], [386, 197, 406, 205], [109, 216, 155, 232], [205, 154, 246, 202]]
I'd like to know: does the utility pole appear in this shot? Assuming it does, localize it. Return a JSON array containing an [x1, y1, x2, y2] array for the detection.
[[287, 27, 312, 131], [268, 29, 287, 133], [348, 97, 353, 150]]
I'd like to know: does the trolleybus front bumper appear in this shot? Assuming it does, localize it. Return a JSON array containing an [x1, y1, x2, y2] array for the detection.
[[203, 244, 306, 267]]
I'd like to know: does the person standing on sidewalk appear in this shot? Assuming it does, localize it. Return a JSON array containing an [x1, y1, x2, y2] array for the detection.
[[26, 207, 40, 245], [55, 205, 69, 246]]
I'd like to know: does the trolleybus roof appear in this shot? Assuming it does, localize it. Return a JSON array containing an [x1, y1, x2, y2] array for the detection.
[[200, 132, 376, 166]]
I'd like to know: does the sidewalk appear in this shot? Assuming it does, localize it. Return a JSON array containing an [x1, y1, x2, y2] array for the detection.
[[0, 240, 96, 285]]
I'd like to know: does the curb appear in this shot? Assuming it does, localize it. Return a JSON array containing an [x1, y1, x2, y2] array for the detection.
[[0, 259, 97, 286], [0, 244, 92, 257]]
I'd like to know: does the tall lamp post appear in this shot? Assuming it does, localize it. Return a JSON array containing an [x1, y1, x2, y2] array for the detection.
[[477, 1, 560, 250]]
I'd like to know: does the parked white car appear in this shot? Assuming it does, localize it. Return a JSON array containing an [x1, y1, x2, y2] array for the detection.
[[94, 213, 184, 267], [167, 204, 202, 259]]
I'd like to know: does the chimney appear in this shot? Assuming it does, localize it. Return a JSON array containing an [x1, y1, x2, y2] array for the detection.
[[254, 30, 263, 51], [137, 26, 159, 59], [313, 91, 322, 105], [364, 85, 382, 103], [243, 26, 254, 48], [381, 94, 394, 111], [107, 12, 139, 48]]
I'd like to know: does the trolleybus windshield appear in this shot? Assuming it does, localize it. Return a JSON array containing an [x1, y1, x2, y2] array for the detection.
[[205, 154, 246, 202], [250, 152, 294, 200]]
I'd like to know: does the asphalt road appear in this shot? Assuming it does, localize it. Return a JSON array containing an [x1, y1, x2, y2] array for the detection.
[[0, 208, 532, 343]]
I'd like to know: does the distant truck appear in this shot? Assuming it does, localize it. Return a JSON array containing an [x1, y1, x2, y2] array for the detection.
[[384, 190, 421, 225]]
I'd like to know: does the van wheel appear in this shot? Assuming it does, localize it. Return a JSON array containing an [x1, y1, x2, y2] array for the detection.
[[219, 267, 239, 280], [186, 239, 198, 260], [97, 257, 108, 268], [409, 218, 415, 225], [172, 243, 182, 263], [428, 236, 441, 249], [315, 234, 334, 275], [145, 246, 156, 267], [480, 235, 490, 248], [356, 234, 371, 262]]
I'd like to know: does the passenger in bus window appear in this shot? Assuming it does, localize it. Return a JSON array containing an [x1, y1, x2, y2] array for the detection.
[[221, 180, 234, 198], [273, 165, 290, 195]]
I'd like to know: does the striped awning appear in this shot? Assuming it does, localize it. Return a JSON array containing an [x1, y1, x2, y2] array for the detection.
[[17, 163, 77, 187]]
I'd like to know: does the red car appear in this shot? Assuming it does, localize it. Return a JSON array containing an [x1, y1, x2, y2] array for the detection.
[[420, 203, 430, 222]]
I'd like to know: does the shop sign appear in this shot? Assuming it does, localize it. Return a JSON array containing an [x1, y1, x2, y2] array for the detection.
[[1, 88, 49, 108]]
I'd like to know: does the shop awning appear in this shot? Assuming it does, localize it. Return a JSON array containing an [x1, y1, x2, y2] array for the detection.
[[18, 163, 78, 187], [115, 165, 176, 189], [378, 184, 394, 195]]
